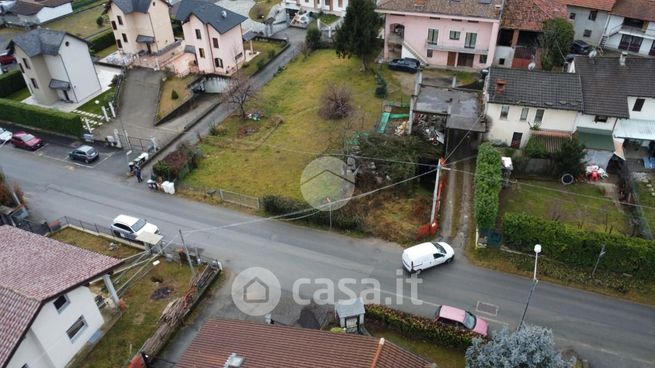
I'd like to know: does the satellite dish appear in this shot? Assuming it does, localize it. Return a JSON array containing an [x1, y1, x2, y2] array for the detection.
[[588, 49, 597, 58], [528, 62, 536, 70]]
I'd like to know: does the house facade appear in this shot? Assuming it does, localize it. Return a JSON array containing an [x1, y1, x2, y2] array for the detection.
[[174, 0, 246, 75], [106, 0, 175, 55], [10, 29, 101, 105], [563, 0, 615, 46], [283, 0, 349, 16], [4, 0, 72, 25], [484, 67, 583, 148], [0, 226, 122, 368], [600, 0, 655, 56]]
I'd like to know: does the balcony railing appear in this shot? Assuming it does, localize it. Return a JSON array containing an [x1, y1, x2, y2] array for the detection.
[[425, 41, 488, 54], [619, 25, 655, 39]]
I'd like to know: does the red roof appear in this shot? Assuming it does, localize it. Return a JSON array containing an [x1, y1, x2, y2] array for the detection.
[[502, 0, 568, 31], [558, 0, 616, 11], [611, 0, 655, 22], [0, 226, 122, 368], [176, 319, 434, 368]]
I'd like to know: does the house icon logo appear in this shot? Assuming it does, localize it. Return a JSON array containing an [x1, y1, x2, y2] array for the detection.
[[231, 267, 281, 316], [300, 156, 356, 211]]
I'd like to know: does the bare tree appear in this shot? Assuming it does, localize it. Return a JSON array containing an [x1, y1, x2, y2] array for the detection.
[[298, 41, 311, 60], [319, 82, 353, 120], [222, 75, 258, 120]]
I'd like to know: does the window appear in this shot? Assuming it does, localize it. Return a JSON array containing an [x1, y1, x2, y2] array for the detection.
[[122, 33, 128, 43], [499, 58, 505, 65], [452, 19, 462, 22], [325, 0, 330, 4], [569, 12, 576, 19], [54, 295, 69, 312], [520, 107, 529, 121], [214, 57, 223, 68], [650, 41, 655, 56], [594, 115, 608, 122], [449, 30, 460, 40], [22, 58, 30, 69], [66, 316, 87, 341], [195, 29, 201, 39], [479, 54, 487, 64], [535, 109, 544, 123], [21, 365, 29, 368], [583, 29, 592, 37], [427, 49, 433, 58], [116, 39, 122, 49], [30, 78, 38, 89], [111, 21, 117, 30], [588, 10, 597, 21], [235, 52, 243, 60], [619, 34, 642, 52], [500, 105, 509, 119], [464, 32, 477, 49], [468, 20, 478, 23], [117, 15, 123, 25], [212, 37, 219, 48], [18, 63, 24, 73], [427, 28, 438, 44], [633, 98, 645, 111], [198, 48, 205, 58]]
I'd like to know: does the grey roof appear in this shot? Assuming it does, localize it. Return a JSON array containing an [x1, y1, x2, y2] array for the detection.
[[415, 85, 485, 132], [11, 29, 66, 57], [574, 56, 655, 118], [242, 30, 256, 41], [110, 0, 153, 14], [8, 0, 72, 15], [136, 34, 155, 43], [184, 44, 195, 54], [173, 0, 246, 34], [49, 79, 71, 89], [486, 67, 583, 111]]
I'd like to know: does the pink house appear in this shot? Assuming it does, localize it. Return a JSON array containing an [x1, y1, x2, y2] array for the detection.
[[376, 0, 503, 69], [173, 0, 247, 75]]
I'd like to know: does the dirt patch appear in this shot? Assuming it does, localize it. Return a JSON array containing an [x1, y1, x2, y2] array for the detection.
[[237, 125, 259, 138], [151, 286, 174, 300], [132, 313, 145, 325]]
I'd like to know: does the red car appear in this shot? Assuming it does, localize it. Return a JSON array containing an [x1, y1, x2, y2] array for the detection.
[[11, 131, 43, 150], [0, 54, 15, 65], [435, 305, 488, 336]]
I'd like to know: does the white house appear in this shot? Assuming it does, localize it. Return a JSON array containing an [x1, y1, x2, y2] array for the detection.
[[562, 0, 615, 46], [0, 226, 122, 368], [283, 0, 349, 17], [600, 0, 655, 56], [6, 0, 72, 25], [484, 67, 583, 148], [105, 0, 175, 56], [10, 29, 101, 105]]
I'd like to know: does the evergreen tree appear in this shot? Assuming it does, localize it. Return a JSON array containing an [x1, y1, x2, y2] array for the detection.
[[334, 0, 381, 71]]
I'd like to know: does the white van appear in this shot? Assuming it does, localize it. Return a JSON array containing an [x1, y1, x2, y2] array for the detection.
[[402, 241, 455, 274]]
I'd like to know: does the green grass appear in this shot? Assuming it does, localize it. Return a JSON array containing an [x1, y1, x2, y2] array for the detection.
[[249, 0, 276, 22], [77, 88, 115, 115], [368, 325, 465, 368], [96, 44, 118, 58], [240, 40, 286, 77], [50, 227, 141, 259], [635, 178, 655, 235], [318, 13, 339, 25], [500, 179, 630, 235], [47, 4, 109, 38], [158, 74, 198, 118], [4, 88, 31, 102]]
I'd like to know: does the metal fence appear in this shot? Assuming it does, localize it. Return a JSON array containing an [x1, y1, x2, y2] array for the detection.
[[52, 216, 149, 248], [178, 184, 261, 209], [117, 134, 157, 154]]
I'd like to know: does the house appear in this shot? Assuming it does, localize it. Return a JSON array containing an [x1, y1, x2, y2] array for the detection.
[[173, 0, 247, 75], [0, 226, 122, 368], [571, 54, 655, 157], [599, 0, 655, 56], [105, 0, 175, 56], [560, 0, 616, 46], [4, 0, 72, 25], [493, 0, 568, 68], [172, 319, 434, 368], [283, 0, 349, 17], [484, 67, 583, 148], [10, 29, 102, 106], [377, 0, 503, 69]]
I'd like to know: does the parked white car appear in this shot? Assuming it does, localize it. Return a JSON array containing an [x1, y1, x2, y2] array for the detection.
[[0, 127, 12, 143], [402, 241, 454, 274], [111, 214, 159, 240]]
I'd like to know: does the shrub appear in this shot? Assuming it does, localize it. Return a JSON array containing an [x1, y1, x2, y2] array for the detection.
[[96, 16, 104, 27], [318, 82, 353, 120], [256, 58, 266, 70], [306, 24, 322, 50], [0, 99, 83, 136], [0, 70, 27, 98], [171, 89, 179, 100], [262, 195, 362, 231], [365, 304, 482, 350], [524, 137, 550, 159], [374, 73, 387, 98], [110, 74, 123, 87], [267, 48, 276, 59], [152, 142, 202, 181], [88, 30, 115, 53], [474, 143, 501, 230], [209, 123, 226, 136], [502, 213, 655, 280], [554, 136, 586, 178]]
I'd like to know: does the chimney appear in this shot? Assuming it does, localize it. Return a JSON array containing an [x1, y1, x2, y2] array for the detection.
[[222, 10, 227, 18], [619, 51, 627, 66], [495, 78, 506, 94]]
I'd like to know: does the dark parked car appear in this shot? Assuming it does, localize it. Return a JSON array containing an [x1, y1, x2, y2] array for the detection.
[[69, 145, 99, 163], [388, 58, 421, 73], [11, 131, 43, 150], [0, 54, 15, 65], [571, 40, 591, 55]]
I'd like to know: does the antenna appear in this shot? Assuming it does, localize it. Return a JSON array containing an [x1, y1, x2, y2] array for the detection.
[[528, 62, 536, 70]]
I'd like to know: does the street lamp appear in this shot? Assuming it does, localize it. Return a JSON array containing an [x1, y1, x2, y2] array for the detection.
[[533, 244, 542, 280], [518, 244, 542, 330]]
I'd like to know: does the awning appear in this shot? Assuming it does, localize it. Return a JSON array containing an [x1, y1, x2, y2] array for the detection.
[[242, 30, 256, 41], [184, 45, 195, 54], [48, 79, 70, 90], [613, 119, 655, 140], [577, 128, 614, 151], [530, 130, 571, 153], [136, 34, 155, 44]]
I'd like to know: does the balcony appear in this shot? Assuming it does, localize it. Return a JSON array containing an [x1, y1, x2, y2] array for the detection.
[[425, 41, 488, 55], [618, 25, 655, 40]]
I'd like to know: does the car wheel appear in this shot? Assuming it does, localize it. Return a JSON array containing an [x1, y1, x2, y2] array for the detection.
[[446, 256, 454, 264], [416, 268, 422, 275]]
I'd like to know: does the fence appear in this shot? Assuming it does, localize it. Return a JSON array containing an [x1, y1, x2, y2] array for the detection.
[[52, 216, 150, 248], [117, 134, 157, 154], [12, 218, 51, 235], [178, 184, 261, 209]]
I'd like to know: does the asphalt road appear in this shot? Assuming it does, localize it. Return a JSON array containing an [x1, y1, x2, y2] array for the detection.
[[1, 143, 654, 368]]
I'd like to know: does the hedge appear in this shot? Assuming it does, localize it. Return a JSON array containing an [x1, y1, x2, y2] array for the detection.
[[0, 99, 83, 137], [152, 144, 202, 181], [0, 71, 27, 98], [503, 213, 655, 280], [262, 195, 362, 231], [88, 30, 116, 53], [364, 304, 483, 350], [474, 143, 501, 230]]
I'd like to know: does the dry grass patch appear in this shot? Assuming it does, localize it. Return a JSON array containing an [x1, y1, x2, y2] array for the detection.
[[50, 227, 140, 259], [158, 74, 198, 118]]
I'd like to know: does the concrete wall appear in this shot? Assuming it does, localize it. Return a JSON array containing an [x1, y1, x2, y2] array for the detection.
[[148, 0, 175, 52], [15, 47, 58, 105], [43, 35, 100, 103], [7, 286, 104, 368], [492, 45, 514, 67], [627, 96, 655, 120], [183, 15, 244, 75], [109, 0, 174, 55], [567, 6, 609, 46]]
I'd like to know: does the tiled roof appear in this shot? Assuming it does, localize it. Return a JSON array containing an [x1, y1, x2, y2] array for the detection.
[[11, 29, 65, 57], [559, 0, 616, 11], [376, 0, 504, 20], [9, 0, 72, 15], [486, 67, 583, 111], [501, 0, 568, 30], [574, 56, 655, 118], [176, 319, 433, 368], [173, 0, 246, 34], [610, 0, 655, 22], [109, 0, 153, 14], [0, 226, 122, 368]]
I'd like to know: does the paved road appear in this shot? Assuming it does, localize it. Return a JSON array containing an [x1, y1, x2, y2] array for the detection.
[[1, 144, 653, 368]]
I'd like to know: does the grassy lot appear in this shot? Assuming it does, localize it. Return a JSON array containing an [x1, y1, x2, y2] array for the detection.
[[4, 88, 31, 102], [158, 74, 197, 119], [47, 5, 109, 38], [318, 13, 340, 25], [240, 40, 286, 77], [96, 44, 118, 58], [634, 177, 655, 235], [50, 227, 140, 259], [249, 0, 276, 22], [77, 88, 115, 115], [500, 179, 630, 235], [368, 325, 465, 368]]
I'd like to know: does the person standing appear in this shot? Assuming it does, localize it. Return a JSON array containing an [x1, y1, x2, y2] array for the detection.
[[135, 165, 143, 183]]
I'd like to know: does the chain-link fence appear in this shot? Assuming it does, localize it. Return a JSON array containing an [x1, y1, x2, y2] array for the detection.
[[178, 184, 261, 209], [52, 216, 151, 248]]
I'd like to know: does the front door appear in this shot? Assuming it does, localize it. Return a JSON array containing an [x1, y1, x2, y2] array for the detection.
[[447, 52, 457, 66], [457, 53, 474, 67], [146, 44, 152, 54], [63, 90, 69, 101], [511, 132, 523, 148]]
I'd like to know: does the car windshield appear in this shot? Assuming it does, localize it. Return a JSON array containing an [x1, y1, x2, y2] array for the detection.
[[132, 219, 147, 232], [432, 242, 446, 253], [463, 312, 476, 330], [85, 148, 97, 155], [21, 134, 35, 142]]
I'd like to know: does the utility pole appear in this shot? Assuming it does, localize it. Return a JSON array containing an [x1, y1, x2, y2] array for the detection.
[[518, 279, 538, 330], [429, 158, 445, 224], [591, 244, 606, 279], [178, 229, 196, 280]]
